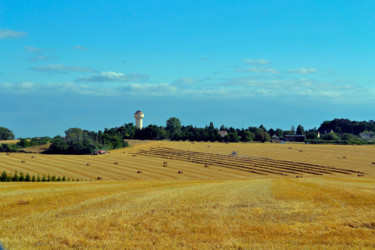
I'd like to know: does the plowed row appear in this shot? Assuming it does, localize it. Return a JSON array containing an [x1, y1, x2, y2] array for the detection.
[[137, 147, 365, 177]]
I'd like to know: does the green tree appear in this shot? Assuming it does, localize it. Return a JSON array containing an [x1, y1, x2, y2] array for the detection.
[[49, 136, 68, 153], [306, 131, 318, 139], [322, 132, 340, 141], [275, 128, 284, 138], [296, 125, 305, 135], [240, 131, 255, 142], [17, 138, 31, 148], [228, 131, 240, 142], [0, 126, 15, 140], [255, 131, 271, 142], [19, 172, 25, 181], [12, 171, 19, 182], [1, 171, 7, 182], [166, 117, 182, 139]]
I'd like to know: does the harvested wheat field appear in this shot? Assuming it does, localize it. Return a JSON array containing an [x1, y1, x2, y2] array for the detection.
[[1, 141, 375, 249], [1, 140, 374, 180], [0, 140, 18, 145]]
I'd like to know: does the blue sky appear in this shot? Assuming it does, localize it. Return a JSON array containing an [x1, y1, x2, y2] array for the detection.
[[1, 0, 375, 137]]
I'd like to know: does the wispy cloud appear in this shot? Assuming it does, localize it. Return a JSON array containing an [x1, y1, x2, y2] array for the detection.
[[0, 28, 27, 39], [172, 77, 209, 85], [75, 71, 149, 82], [1, 76, 371, 103], [234, 67, 280, 74], [242, 59, 271, 65], [73, 45, 87, 50], [288, 68, 317, 74], [31, 64, 96, 74], [25, 46, 58, 62], [0, 82, 175, 97]]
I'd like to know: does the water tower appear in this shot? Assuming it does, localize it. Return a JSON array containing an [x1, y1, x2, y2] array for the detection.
[[134, 110, 144, 129]]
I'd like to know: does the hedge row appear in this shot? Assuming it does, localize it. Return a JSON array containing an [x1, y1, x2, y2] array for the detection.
[[0, 170, 79, 182]]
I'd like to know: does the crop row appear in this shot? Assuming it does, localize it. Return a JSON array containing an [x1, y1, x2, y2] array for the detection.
[[137, 147, 364, 177]]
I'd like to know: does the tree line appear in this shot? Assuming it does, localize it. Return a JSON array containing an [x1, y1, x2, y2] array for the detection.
[[1, 118, 374, 155], [0, 170, 75, 182], [47, 128, 129, 154], [0, 137, 51, 153]]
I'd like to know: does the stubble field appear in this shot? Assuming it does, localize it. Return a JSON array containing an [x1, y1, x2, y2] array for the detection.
[[0, 141, 375, 249]]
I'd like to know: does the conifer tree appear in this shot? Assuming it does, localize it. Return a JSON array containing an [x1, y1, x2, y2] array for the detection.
[[1, 171, 7, 182], [62, 176, 66, 181], [25, 173, 31, 182], [37, 174, 41, 182], [12, 171, 19, 182], [31, 175, 36, 182], [19, 172, 25, 182]]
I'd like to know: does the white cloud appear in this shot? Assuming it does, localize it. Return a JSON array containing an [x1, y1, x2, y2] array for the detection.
[[234, 67, 280, 74], [0, 76, 371, 103], [172, 77, 208, 85], [242, 59, 271, 65], [0, 28, 27, 39], [288, 68, 318, 74], [31, 64, 96, 73], [75, 71, 149, 82]]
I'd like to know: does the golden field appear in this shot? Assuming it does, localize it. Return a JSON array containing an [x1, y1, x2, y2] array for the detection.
[[0, 140, 18, 145], [1, 141, 375, 249]]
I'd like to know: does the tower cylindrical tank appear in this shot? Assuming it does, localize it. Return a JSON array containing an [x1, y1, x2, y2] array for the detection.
[[134, 110, 144, 129]]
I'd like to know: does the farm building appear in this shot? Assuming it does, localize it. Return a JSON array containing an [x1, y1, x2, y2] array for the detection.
[[283, 135, 306, 142], [218, 131, 228, 138]]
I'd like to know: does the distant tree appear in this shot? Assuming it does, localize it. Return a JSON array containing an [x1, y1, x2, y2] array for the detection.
[[259, 125, 267, 132], [166, 117, 182, 139], [240, 130, 255, 142], [49, 136, 68, 153], [322, 132, 340, 141], [296, 125, 305, 135], [268, 128, 275, 137], [283, 130, 294, 136], [19, 172, 25, 182], [255, 131, 271, 142], [25, 173, 31, 182], [275, 128, 284, 138], [17, 139, 31, 148], [219, 125, 227, 131], [306, 131, 318, 139], [1, 171, 7, 182], [0, 126, 15, 140], [205, 122, 219, 142], [291, 126, 295, 134], [228, 131, 240, 142], [12, 171, 19, 182]]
